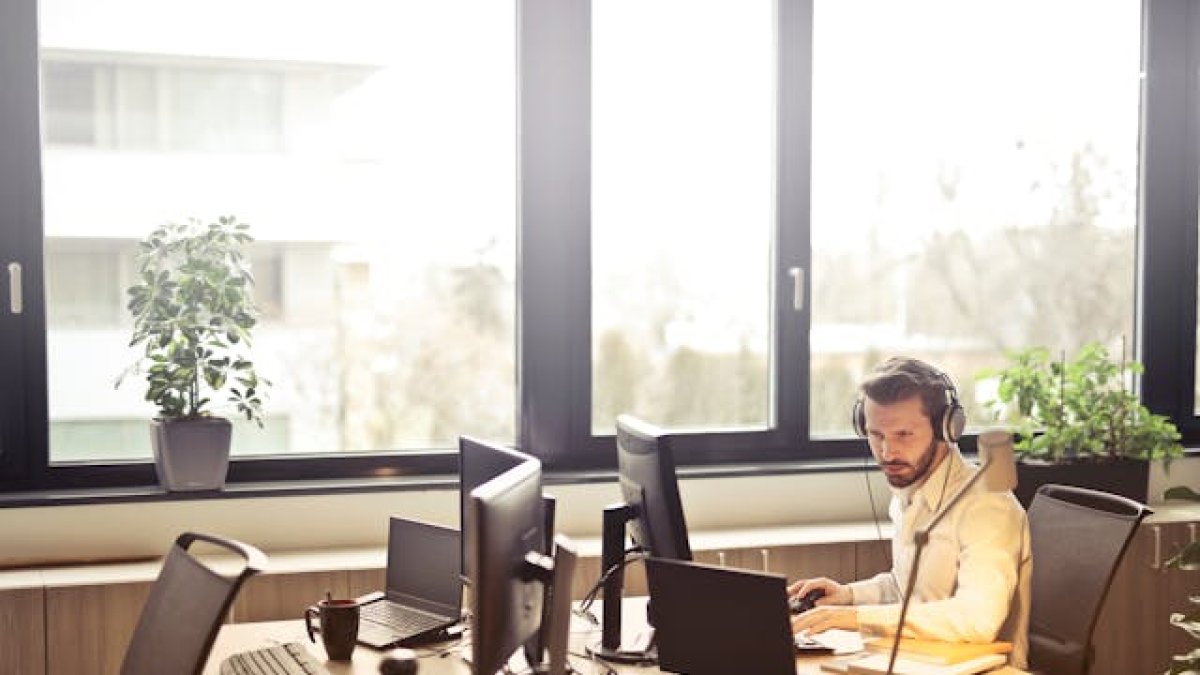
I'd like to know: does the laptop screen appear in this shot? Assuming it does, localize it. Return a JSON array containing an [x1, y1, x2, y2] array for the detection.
[[386, 517, 463, 615]]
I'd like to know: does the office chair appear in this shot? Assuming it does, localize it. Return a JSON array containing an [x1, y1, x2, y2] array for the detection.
[[120, 531, 268, 675], [1026, 484, 1151, 675]]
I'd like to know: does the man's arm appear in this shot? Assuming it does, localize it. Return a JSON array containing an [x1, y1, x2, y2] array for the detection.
[[790, 570, 900, 634], [848, 570, 901, 605], [855, 493, 1027, 643]]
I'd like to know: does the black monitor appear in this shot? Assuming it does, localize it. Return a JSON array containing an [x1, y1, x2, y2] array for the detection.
[[470, 458, 577, 675], [459, 436, 560, 670], [616, 415, 693, 561], [458, 435, 532, 581], [589, 414, 693, 665]]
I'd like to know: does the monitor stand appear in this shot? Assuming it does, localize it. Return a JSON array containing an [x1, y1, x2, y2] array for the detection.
[[584, 503, 658, 665]]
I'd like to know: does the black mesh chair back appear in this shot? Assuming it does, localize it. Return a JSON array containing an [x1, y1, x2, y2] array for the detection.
[[120, 531, 267, 675], [1027, 484, 1150, 675]]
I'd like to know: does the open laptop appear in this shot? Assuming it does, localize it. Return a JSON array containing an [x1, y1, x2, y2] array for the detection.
[[646, 557, 828, 675], [355, 517, 464, 649]]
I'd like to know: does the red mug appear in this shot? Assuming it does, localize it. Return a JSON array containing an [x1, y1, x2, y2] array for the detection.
[[305, 598, 360, 661]]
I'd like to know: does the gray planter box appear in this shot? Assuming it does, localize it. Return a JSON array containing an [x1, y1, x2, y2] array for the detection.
[[1013, 457, 1149, 509], [151, 418, 232, 491]]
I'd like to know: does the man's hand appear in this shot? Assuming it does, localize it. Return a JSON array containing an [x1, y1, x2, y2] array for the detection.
[[791, 605, 859, 634], [787, 576, 852, 606]]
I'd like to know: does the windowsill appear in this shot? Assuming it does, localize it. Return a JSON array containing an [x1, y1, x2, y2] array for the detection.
[[1, 453, 1197, 569], [0, 456, 873, 509]]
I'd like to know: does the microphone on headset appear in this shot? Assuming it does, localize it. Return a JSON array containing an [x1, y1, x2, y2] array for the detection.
[[883, 428, 1016, 675]]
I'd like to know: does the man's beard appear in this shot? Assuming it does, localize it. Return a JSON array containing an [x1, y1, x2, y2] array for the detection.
[[881, 438, 940, 488]]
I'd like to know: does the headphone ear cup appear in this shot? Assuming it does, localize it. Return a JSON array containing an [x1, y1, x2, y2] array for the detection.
[[943, 403, 966, 443], [852, 397, 867, 437]]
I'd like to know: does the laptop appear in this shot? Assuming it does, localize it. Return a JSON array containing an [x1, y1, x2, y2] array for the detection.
[[355, 517, 464, 649], [645, 557, 819, 675]]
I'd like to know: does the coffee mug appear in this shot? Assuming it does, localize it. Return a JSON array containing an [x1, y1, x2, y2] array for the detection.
[[305, 598, 360, 661]]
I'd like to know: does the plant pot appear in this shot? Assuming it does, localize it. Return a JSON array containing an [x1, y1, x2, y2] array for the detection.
[[1013, 456, 1149, 509], [150, 417, 232, 491]]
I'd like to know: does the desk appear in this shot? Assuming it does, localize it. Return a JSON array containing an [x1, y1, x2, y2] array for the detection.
[[204, 618, 847, 674], [205, 622, 1029, 675]]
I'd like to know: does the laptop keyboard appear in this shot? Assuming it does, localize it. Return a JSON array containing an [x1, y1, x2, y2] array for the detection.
[[219, 642, 329, 675], [361, 600, 447, 637]]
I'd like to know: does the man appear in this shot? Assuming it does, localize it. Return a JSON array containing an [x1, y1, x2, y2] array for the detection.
[[790, 357, 1031, 669]]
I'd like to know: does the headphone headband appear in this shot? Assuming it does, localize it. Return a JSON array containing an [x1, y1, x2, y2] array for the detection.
[[851, 363, 965, 442]]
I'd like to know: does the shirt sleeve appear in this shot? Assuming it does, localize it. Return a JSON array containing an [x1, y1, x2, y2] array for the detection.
[[848, 571, 900, 606], [854, 493, 1027, 644]]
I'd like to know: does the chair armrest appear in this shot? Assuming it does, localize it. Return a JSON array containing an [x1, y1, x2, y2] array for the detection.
[[177, 532, 268, 574]]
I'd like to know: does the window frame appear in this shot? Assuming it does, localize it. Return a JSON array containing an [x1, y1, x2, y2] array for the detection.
[[3, 0, 1196, 494], [1140, 0, 1200, 446]]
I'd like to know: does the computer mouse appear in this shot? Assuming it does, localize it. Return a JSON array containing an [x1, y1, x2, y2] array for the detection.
[[378, 647, 418, 675], [789, 588, 826, 614]]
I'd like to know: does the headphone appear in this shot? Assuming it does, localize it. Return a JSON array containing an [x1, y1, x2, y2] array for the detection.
[[851, 365, 966, 443]]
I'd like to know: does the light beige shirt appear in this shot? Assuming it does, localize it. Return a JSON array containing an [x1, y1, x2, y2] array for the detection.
[[848, 447, 1031, 669]]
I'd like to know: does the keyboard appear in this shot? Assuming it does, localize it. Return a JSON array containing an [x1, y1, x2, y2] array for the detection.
[[219, 642, 330, 675], [361, 599, 448, 637]]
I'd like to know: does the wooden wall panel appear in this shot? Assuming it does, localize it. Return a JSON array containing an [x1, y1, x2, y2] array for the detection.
[[1091, 522, 1191, 675], [45, 582, 151, 675], [232, 571, 349, 623], [759, 543, 857, 584], [854, 539, 891, 579], [570, 556, 602, 602], [347, 568, 387, 599], [0, 586, 45, 675]]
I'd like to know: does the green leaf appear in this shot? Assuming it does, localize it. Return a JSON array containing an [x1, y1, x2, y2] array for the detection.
[[116, 214, 269, 423], [1166, 486, 1200, 503], [1167, 542, 1200, 571]]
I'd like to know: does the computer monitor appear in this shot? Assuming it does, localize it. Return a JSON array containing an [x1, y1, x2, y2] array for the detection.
[[467, 458, 547, 675], [589, 414, 693, 664], [458, 436, 532, 580], [459, 436, 560, 669], [616, 415, 693, 561]]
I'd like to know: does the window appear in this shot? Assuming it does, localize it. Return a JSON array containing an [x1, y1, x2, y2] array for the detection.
[[2, 0, 1198, 491], [810, 0, 1141, 435], [44, 239, 129, 327], [30, 0, 518, 476], [42, 59, 289, 153], [591, 0, 776, 434]]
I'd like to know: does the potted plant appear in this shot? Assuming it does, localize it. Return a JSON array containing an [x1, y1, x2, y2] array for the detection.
[[977, 341, 1182, 507], [116, 215, 269, 491]]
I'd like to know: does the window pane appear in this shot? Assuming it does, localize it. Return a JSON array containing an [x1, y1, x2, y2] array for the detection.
[[42, 61, 99, 145], [591, 0, 776, 434], [40, 1, 516, 462], [810, 0, 1141, 435]]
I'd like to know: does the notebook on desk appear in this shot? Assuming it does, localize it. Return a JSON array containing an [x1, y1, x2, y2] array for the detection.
[[836, 652, 1007, 675], [646, 557, 845, 675], [354, 517, 464, 649]]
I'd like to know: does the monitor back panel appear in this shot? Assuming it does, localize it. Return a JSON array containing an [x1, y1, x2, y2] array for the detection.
[[646, 557, 795, 675]]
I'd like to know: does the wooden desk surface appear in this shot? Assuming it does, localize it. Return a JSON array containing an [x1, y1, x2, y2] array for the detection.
[[205, 620, 1027, 675], [206, 596, 1025, 675], [203, 618, 849, 674]]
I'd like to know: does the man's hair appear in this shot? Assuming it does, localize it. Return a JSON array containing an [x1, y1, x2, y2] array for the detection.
[[859, 356, 954, 423]]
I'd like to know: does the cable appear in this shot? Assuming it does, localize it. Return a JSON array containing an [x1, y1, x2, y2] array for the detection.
[[861, 439, 899, 592], [574, 545, 646, 621]]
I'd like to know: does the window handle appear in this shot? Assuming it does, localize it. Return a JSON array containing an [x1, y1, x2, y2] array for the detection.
[[789, 267, 805, 311], [7, 262, 21, 315]]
